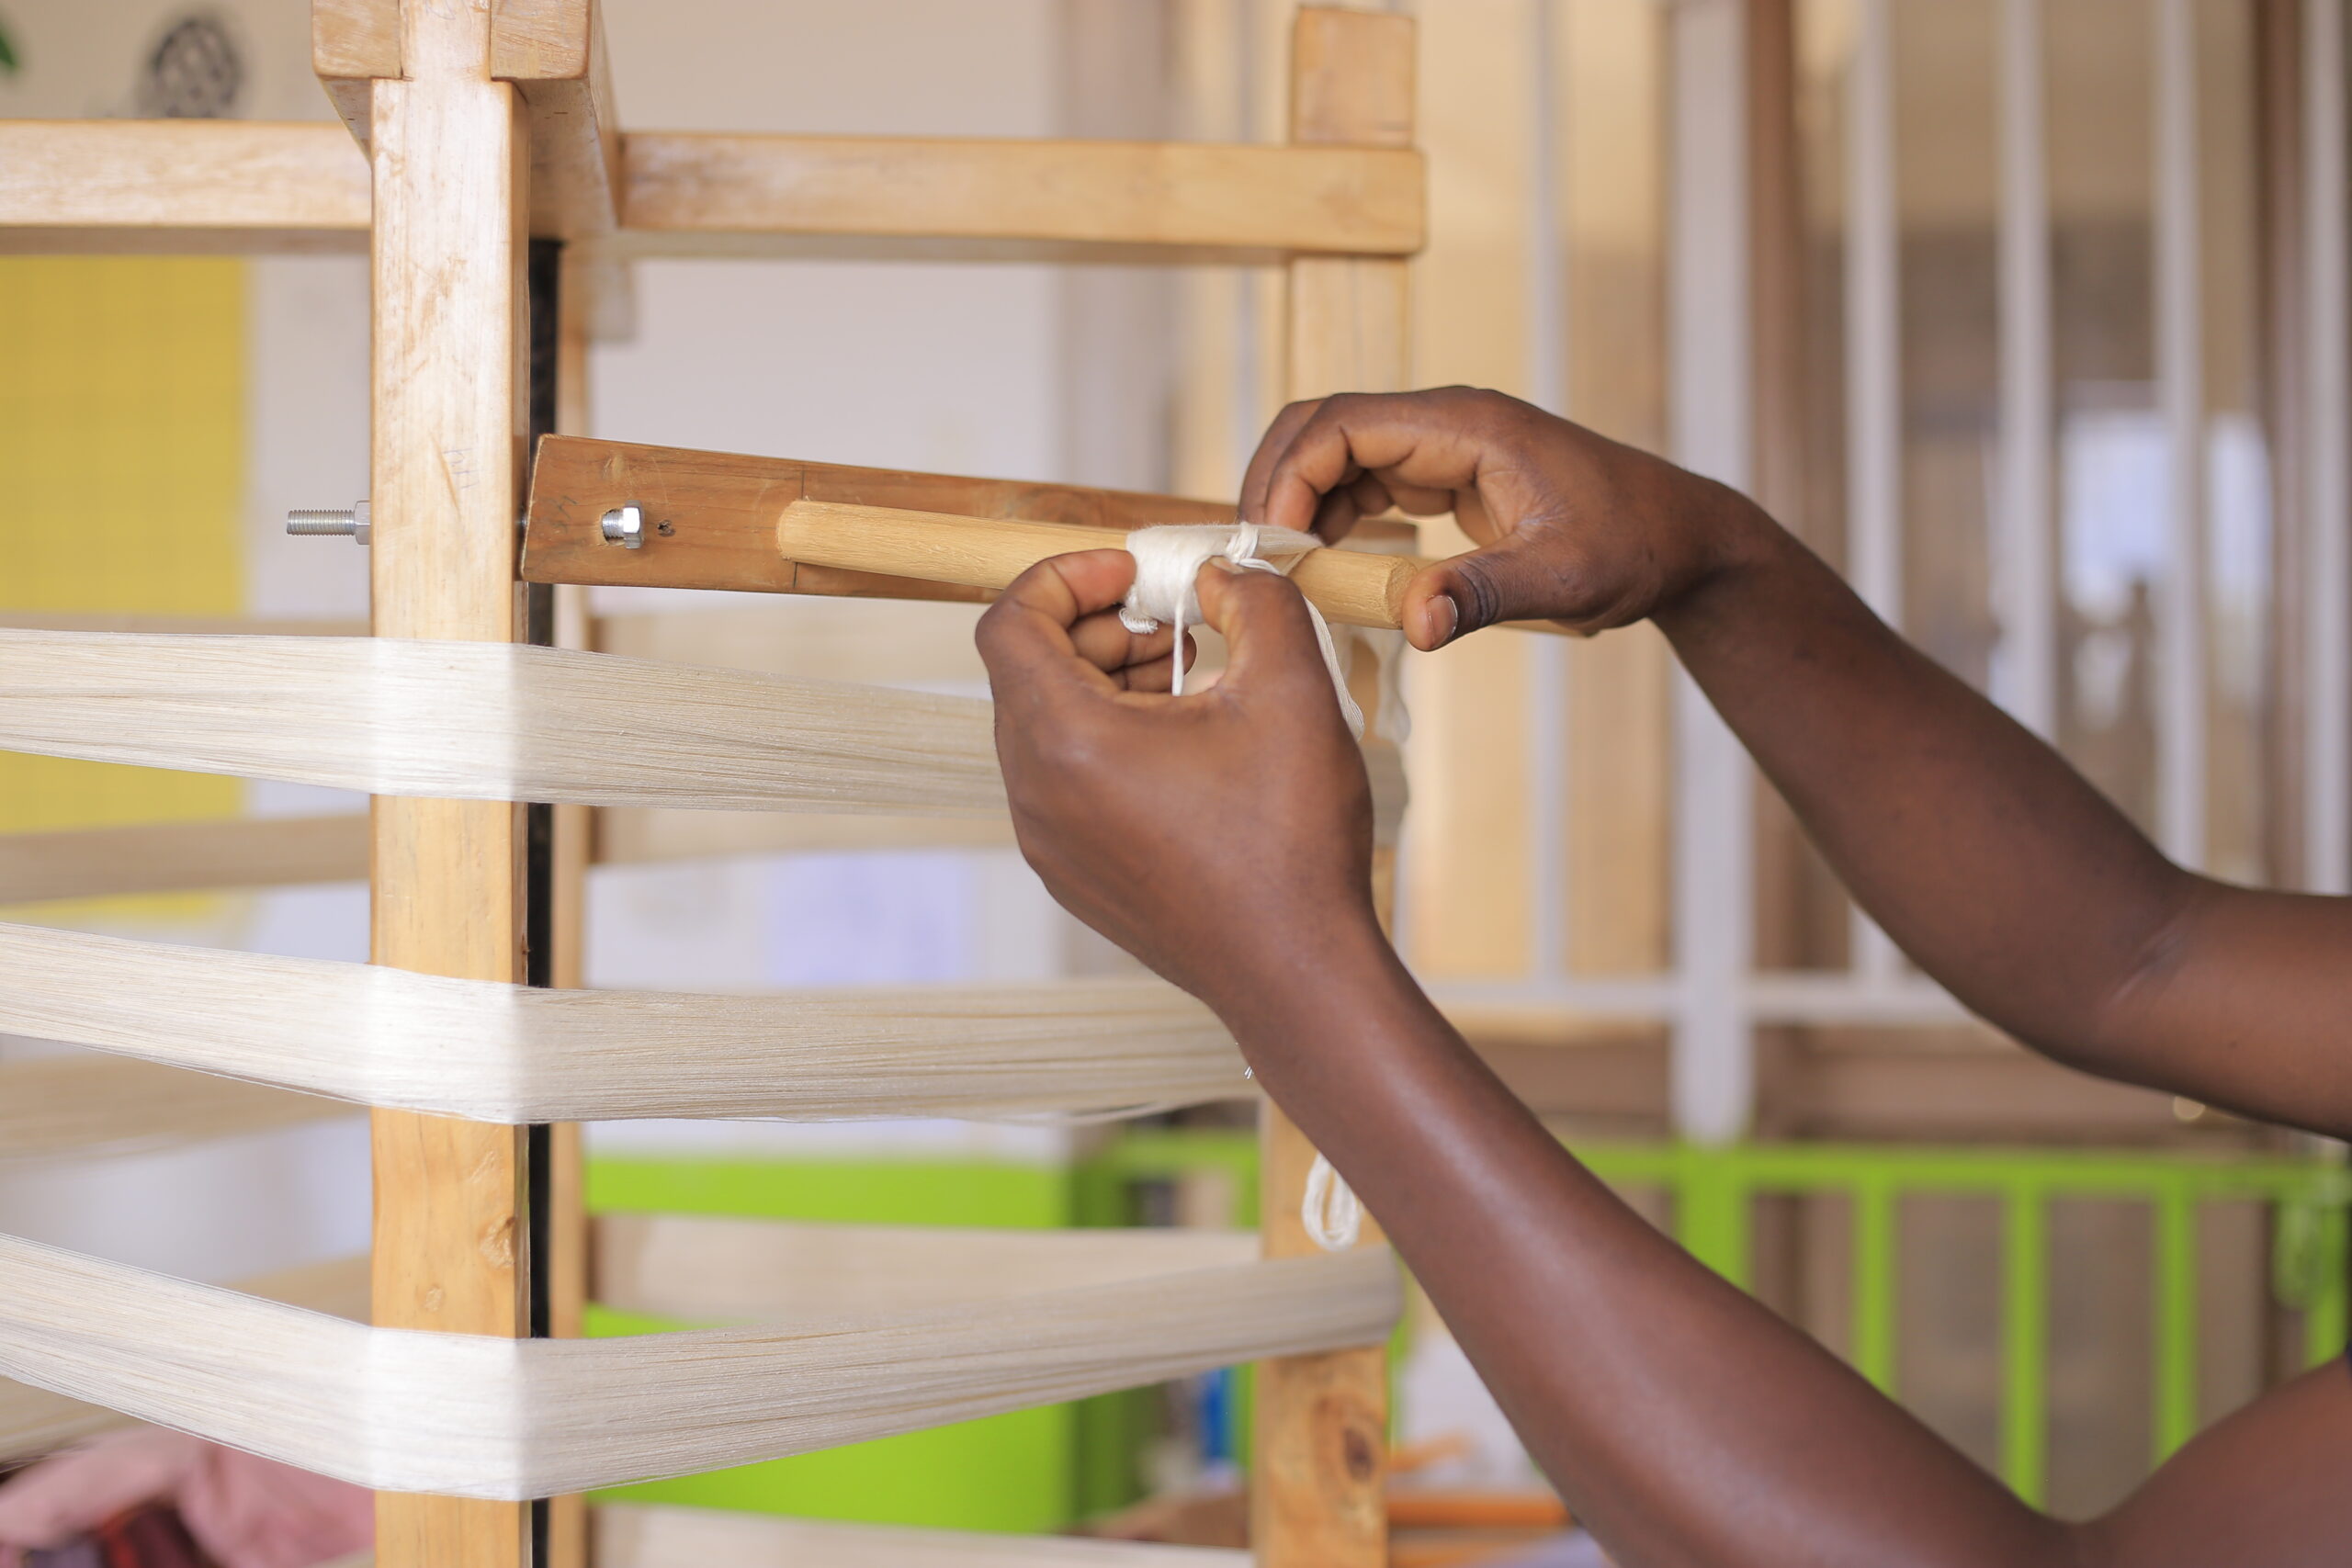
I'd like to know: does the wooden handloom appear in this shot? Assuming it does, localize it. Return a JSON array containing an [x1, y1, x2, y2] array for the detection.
[[0, 5, 1426, 1565]]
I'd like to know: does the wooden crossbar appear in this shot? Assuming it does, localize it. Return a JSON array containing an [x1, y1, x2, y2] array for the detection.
[[617, 133, 1423, 256], [0, 121, 369, 253], [0, 122, 1418, 260], [521, 435, 1431, 628]]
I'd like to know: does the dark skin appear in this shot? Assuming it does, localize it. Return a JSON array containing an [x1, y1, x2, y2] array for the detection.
[[976, 386, 2352, 1566]]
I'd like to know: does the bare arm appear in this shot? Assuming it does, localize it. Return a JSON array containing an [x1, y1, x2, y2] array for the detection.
[[973, 547, 2352, 1568], [1242, 387, 2352, 1138]]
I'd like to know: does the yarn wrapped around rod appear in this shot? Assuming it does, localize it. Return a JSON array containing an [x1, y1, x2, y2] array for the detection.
[[1118, 524, 1366, 737]]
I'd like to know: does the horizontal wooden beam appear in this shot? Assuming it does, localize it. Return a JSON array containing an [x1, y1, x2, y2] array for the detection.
[[0, 121, 368, 251], [0, 809, 1011, 904], [594, 1215, 1257, 1324], [524, 434, 1216, 592], [2, 124, 1415, 262], [0, 612, 370, 637], [0, 1055, 352, 1166], [0, 814, 368, 905], [617, 133, 1424, 256], [595, 1504, 1249, 1568], [522, 436, 1425, 628]]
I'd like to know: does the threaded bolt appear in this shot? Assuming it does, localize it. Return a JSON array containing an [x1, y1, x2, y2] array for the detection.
[[601, 503, 645, 548], [286, 500, 370, 546]]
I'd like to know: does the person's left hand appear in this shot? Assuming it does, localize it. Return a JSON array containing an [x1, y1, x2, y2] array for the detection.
[[976, 548, 1380, 1014]]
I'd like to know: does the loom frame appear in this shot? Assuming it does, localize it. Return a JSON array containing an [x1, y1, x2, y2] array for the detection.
[[0, 5, 1424, 1565]]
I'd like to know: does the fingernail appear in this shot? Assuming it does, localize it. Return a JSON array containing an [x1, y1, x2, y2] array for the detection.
[[1418, 592, 1460, 649]]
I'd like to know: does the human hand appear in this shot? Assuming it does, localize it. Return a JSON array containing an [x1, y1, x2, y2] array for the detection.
[[1240, 385, 1770, 649], [976, 549, 1381, 1013]]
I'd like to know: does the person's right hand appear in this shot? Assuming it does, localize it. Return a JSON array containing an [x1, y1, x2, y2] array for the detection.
[[1239, 386, 1772, 650]]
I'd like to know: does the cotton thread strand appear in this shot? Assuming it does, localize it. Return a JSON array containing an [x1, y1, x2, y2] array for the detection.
[[1119, 525, 1381, 1250]]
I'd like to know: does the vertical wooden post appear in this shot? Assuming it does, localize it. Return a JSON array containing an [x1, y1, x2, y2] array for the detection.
[[540, 249, 595, 1568], [368, 5, 532, 1567], [1252, 11, 1412, 1567]]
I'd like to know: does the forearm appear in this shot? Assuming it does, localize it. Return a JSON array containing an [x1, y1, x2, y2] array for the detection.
[[1655, 504, 2188, 1066], [1220, 931, 2070, 1568]]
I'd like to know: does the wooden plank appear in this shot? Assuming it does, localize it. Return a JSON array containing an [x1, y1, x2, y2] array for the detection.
[[593, 1215, 1258, 1323], [0, 121, 368, 249], [311, 0, 400, 148], [0, 807, 1019, 905], [618, 133, 1423, 256], [499, 0, 622, 243], [1253, 13, 1412, 1568], [365, 1, 533, 1558], [522, 434, 1222, 594], [596, 1504, 1250, 1568], [0, 612, 368, 637], [316, 0, 620, 245], [0, 1055, 351, 1167], [522, 435, 1466, 629], [0, 813, 368, 904]]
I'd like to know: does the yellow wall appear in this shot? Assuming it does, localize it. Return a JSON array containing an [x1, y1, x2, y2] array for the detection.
[[0, 256, 244, 845]]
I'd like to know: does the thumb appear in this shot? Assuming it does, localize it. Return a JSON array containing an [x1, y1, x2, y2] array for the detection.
[[1192, 563, 1337, 705], [1399, 531, 1582, 649]]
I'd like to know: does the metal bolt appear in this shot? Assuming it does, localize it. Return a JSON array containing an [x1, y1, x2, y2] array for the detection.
[[601, 503, 646, 549], [287, 499, 370, 546]]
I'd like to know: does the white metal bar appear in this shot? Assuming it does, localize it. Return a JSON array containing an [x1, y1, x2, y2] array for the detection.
[[1845, 0, 1905, 985], [1429, 975, 1969, 1028], [1668, 0, 1755, 1145], [1995, 0, 2058, 740], [2306, 0, 2351, 894], [2154, 0, 2209, 869], [1525, 0, 1572, 982], [1846, 0, 1902, 628]]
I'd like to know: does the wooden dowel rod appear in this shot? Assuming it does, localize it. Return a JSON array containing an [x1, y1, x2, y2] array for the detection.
[[775, 501, 1426, 631]]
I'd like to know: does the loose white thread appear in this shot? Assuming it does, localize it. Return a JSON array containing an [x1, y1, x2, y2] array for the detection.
[[1301, 1154, 1363, 1251], [1118, 525, 1365, 738], [1121, 525, 1378, 1250]]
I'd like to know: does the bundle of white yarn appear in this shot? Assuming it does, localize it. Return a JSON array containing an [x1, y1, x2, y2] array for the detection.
[[1117, 523, 1366, 737]]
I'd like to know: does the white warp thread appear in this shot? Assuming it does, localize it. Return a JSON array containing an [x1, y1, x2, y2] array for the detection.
[[0, 921, 1251, 1123], [0, 1230, 1398, 1498], [1, 1255, 368, 1461], [0, 630, 1002, 815], [1119, 525, 1365, 737]]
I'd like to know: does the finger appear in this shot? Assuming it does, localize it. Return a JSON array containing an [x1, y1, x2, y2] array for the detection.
[[1191, 564, 1341, 711], [1069, 608, 1176, 674], [975, 550, 1138, 698], [1109, 646, 1185, 693], [1250, 389, 1508, 541], [1239, 397, 1328, 525], [1396, 532, 1593, 650], [1301, 472, 1398, 544]]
